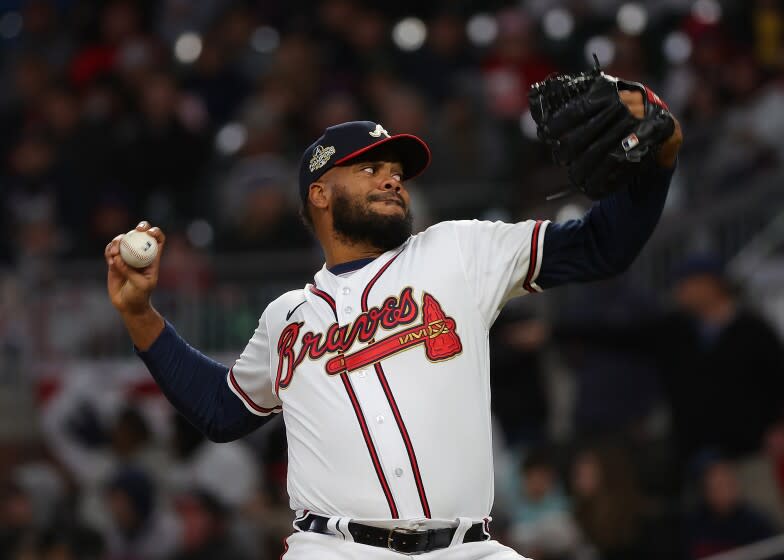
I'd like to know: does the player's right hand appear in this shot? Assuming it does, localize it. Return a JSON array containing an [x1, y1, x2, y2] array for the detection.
[[105, 221, 166, 315]]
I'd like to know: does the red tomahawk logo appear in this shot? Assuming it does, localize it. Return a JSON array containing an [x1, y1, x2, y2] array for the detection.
[[325, 293, 462, 375]]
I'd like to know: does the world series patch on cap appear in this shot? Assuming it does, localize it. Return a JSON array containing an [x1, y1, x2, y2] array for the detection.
[[298, 121, 431, 204]]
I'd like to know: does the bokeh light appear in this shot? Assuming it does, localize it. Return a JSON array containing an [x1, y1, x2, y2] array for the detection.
[[466, 13, 498, 46], [174, 32, 203, 64], [543, 8, 575, 41], [692, 0, 722, 25], [663, 31, 693, 64], [616, 3, 648, 36], [251, 26, 280, 54], [186, 219, 214, 248], [392, 17, 427, 51], [215, 122, 247, 156], [585, 35, 615, 67]]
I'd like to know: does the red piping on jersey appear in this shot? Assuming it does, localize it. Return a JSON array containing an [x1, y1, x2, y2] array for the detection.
[[341, 373, 400, 518], [309, 281, 400, 518], [361, 248, 433, 519], [360, 250, 404, 310], [279, 536, 289, 559], [309, 284, 337, 318], [373, 362, 432, 518], [523, 220, 544, 293], [229, 368, 282, 414]]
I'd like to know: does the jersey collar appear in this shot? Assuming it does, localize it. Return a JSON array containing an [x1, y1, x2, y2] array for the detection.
[[327, 257, 377, 275]]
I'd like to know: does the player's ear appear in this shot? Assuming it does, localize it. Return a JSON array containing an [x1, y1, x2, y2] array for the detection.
[[308, 182, 329, 210]]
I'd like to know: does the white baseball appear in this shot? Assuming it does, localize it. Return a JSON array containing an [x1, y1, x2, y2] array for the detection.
[[120, 230, 158, 269]]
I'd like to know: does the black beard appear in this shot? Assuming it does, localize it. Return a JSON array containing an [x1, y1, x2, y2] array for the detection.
[[331, 186, 413, 251]]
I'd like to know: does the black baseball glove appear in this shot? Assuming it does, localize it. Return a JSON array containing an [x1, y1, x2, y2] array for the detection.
[[528, 59, 675, 200]]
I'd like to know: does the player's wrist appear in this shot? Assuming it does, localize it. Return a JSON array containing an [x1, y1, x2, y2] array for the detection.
[[121, 305, 165, 351], [118, 301, 157, 323], [656, 116, 682, 168]]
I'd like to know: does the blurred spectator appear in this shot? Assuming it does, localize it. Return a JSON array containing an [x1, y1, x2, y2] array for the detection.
[[165, 414, 263, 558], [0, 480, 36, 560], [605, 33, 650, 84], [103, 467, 180, 560], [32, 525, 106, 560], [165, 414, 260, 513], [3, 129, 69, 281], [310, 90, 360, 132], [0, 53, 51, 158], [684, 455, 780, 559], [480, 8, 555, 119], [12, 1, 74, 72], [700, 54, 784, 192], [68, 0, 146, 88], [552, 280, 664, 440], [171, 489, 251, 560], [664, 256, 784, 463], [155, 0, 223, 47], [216, 105, 310, 251], [342, 8, 392, 76], [41, 376, 169, 532], [261, 35, 321, 124], [507, 448, 580, 560], [731, 420, 784, 531], [570, 445, 661, 560], [375, 85, 429, 139], [490, 308, 550, 447], [123, 70, 210, 221], [157, 232, 214, 295], [536, 257, 784, 469], [182, 33, 251, 126], [400, 11, 474, 104], [428, 92, 506, 186]]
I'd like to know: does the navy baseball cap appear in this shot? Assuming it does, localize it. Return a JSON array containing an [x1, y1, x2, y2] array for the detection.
[[298, 121, 431, 205]]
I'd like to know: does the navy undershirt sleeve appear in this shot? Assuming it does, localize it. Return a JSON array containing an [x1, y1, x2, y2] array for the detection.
[[135, 321, 270, 442], [537, 159, 675, 289]]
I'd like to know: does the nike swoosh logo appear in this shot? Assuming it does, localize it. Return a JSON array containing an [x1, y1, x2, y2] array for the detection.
[[286, 301, 306, 321]]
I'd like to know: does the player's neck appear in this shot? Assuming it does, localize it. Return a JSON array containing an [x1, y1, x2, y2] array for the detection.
[[315, 218, 392, 268], [322, 239, 386, 269]]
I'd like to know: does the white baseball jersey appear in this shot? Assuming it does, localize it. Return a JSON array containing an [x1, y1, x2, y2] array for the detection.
[[227, 219, 548, 523]]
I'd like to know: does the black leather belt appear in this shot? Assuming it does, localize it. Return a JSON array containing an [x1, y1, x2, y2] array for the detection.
[[294, 513, 490, 555]]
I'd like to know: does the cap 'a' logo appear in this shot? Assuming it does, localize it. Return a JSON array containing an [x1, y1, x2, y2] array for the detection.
[[309, 145, 336, 172], [369, 124, 390, 138]]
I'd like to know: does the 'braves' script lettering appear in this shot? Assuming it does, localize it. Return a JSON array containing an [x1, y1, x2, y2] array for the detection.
[[276, 287, 419, 391]]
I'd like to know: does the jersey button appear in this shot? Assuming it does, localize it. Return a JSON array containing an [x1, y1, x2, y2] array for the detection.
[[341, 287, 351, 295], [375, 415, 384, 424], [344, 306, 353, 315], [358, 369, 367, 378], [394, 468, 404, 477]]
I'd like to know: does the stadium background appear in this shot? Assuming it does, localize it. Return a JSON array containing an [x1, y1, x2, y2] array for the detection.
[[2, 0, 784, 559]]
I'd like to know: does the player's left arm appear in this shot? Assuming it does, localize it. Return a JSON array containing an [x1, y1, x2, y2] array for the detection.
[[536, 92, 682, 289]]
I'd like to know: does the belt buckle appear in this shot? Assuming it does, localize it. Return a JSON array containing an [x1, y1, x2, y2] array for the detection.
[[387, 527, 426, 556]]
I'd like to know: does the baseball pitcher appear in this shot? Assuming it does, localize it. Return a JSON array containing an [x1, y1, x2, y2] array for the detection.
[[105, 67, 682, 559]]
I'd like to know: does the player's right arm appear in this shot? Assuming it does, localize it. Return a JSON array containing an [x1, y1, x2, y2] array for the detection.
[[105, 222, 274, 442], [105, 222, 166, 350]]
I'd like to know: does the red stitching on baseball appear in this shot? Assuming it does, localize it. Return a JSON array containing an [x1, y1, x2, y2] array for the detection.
[[122, 236, 155, 265]]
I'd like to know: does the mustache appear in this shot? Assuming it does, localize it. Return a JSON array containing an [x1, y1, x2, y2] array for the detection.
[[368, 192, 406, 207]]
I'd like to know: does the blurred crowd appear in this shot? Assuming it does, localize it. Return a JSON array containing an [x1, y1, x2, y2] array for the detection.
[[2, 0, 784, 559], [2, 0, 784, 268], [4, 252, 784, 560]]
